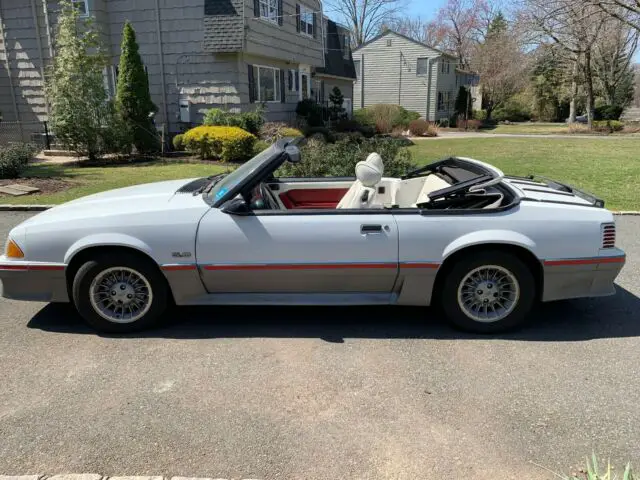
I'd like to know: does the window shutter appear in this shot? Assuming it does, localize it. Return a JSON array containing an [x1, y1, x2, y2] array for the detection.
[[278, 0, 283, 25], [312, 12, 317, 38], [296, 4, 300, 32], [280, 70, 286, 103], [248, 65, 256, 103], [254, 0, 260, 16], [295, 71, 299, 91]]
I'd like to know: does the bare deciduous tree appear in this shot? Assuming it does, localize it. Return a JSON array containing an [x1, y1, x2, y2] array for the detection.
[[473, 22, 529, 119], [589, 0, 640, 31], [324, 0, 406, 46], [593, 18, 638, 106], [525, 0, 607, 126]]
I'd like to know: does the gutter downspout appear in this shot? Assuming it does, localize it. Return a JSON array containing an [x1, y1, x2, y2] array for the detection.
[[153, 0, 169, 129], [425, 55, 440, 121], [30, 0, 48, 116], [0, 0, 21, 125], [42, 0, 53, 59]]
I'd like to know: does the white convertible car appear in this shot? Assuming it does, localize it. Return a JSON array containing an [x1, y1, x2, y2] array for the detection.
[[0, 139, 626, 333]]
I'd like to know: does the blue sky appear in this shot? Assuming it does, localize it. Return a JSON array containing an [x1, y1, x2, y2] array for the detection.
[[405, 0, 446, 19]]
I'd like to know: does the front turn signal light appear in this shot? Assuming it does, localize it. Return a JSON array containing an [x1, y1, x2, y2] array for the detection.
[[6, 239, 24, 259]]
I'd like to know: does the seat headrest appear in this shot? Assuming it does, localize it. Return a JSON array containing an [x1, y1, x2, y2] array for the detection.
[[355, 153, 384, 188]]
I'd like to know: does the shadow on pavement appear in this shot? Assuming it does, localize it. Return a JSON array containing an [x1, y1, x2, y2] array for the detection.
[[27, 285, 640, 342]]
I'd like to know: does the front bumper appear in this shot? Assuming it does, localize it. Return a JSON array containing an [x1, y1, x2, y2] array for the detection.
[[541, 251, 626, 302], [0, 257, 69, 302]]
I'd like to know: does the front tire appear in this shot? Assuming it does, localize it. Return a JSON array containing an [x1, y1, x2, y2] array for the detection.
[[440, 251, 536, 333], [72, 252, 168, 333]]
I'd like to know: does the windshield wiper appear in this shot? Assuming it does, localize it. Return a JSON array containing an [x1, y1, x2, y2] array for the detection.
[[193, 174, 225, 196]]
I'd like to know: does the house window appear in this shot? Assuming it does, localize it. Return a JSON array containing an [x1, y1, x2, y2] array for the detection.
[[440, 60, 450, 74], [253, 65, 281, 102], [260, 0, 279, 23], [342, 34, 350, 56], [72, 0, 89, 16], [416, 57, 429, 75], [353, 59, 361, 78], [299, 5, 314, 36], [386, 39, 392, 46], [437, 91, 450, 111]]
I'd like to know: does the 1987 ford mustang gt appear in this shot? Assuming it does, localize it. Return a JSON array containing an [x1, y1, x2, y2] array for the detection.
[[0, 138, 626, 333]]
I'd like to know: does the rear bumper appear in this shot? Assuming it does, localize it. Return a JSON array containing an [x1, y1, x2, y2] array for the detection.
[[0, 258, 69, 302], [541, 251, 625, 302]]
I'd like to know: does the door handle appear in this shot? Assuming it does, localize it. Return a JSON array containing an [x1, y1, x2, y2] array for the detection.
[[361, 224, 383, 234]]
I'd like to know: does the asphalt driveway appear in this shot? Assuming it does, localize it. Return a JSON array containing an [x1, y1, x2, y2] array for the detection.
[[0, 212, 639, 480]]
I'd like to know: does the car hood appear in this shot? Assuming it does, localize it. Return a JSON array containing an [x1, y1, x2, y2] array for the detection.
[[19, 178, 204, 227]]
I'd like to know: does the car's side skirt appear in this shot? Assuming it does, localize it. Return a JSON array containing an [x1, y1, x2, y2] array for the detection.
[[177, 292, 396, 306]]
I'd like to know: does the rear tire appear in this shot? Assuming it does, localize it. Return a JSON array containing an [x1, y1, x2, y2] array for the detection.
[[72, 252, 168, 333], [440, 250, 536, 333]]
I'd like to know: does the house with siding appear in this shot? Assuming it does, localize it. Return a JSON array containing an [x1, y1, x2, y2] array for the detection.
[[0, 0, 356, 137], [352, 30, 480, 121]]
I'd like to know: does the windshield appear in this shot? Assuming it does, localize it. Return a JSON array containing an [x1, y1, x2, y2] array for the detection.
[[205, 145, 278, 204]]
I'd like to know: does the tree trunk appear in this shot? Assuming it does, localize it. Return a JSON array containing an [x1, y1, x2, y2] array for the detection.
[[584, 49, 594, 128], [568, 57, 579, 123]]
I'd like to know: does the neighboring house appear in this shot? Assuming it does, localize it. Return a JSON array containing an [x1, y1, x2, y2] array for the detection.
[[0, 0, 356, 136], [352, 30, 480, 121]]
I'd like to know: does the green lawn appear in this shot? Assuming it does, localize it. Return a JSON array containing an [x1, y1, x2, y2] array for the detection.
[[3, 161, 230, 205], [5, 137, 639, 211], [409, 137, 640, 211], [482, 122, 568, 135]]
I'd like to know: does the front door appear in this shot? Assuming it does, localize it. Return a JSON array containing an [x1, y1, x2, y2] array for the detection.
[[196, 210, 399, 293]]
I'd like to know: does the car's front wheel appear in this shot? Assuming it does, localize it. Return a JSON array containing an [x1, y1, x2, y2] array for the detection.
[[440, 250, 536, 333], [72, 252, 168, 333]]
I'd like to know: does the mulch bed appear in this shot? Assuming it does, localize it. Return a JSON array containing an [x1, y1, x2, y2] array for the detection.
[[0, 177, 72, 198]]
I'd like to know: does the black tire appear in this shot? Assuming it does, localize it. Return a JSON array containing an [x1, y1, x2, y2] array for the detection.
[[72, 252, 168, 333], [440, 250, 536, 333]]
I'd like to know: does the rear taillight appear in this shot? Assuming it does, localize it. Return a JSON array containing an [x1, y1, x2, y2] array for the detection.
[[602, 223, 616, 249]]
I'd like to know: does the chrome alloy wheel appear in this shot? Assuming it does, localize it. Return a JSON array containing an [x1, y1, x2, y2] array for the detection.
[[457, 265, 520, 323], [89, 267, 153, 324]]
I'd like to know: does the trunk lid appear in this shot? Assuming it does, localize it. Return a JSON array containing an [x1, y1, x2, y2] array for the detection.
[[502, 176, 605, 208]]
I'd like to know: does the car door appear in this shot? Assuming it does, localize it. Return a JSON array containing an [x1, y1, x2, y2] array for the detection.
[[196, 209, 399, 294]]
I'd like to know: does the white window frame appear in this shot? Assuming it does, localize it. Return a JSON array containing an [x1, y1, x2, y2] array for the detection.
[[288, 69, 299, 92], [353, 59, 361, 79], [441, 59, 450, 74], [298, 66, 311, 101], [253, 65, 281, 103], [259, 0, 279, 24], [72, 0, 89, 17], [299, 5, 314, 37]]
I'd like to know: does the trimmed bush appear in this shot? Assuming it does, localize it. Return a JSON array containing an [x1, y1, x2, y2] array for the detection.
[[280, 127, 303, 138], [303, 126, 334, 143], [0, 143, 36, 179], [352, 105, 421, 133], [473, 110, 487, 121], [408, 119, 429, 136], [172, 134, 185, 151], [594, 104, 624, 121], [258, 123, 304, 143], [296, 99, 327, 127], [203, 106, 265, 135], [466, 119, 482, 131], [183, 126, 256, 161], [593, 120, 624, 133], [277, 136, 414, 178]]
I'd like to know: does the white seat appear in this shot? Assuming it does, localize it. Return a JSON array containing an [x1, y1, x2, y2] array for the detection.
[[336, 153, 385, 209]]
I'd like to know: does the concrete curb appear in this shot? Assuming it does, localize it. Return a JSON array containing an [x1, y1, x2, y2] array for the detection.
[[0, 205, 639, 215]]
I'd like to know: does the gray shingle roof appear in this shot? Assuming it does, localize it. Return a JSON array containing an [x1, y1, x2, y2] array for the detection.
[[316, 20, 356, 79], [203, 0, 244, 53]]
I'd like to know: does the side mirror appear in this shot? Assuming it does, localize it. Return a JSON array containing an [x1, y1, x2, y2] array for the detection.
[[220, 197, 252, 216]]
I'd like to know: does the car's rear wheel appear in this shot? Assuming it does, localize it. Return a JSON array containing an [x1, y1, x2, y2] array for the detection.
[[72, 252, 168, 333], [440, 250, 536, 333]]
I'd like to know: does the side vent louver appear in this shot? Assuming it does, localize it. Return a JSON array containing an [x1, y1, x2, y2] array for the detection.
[[602, 223, 616, 249]]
